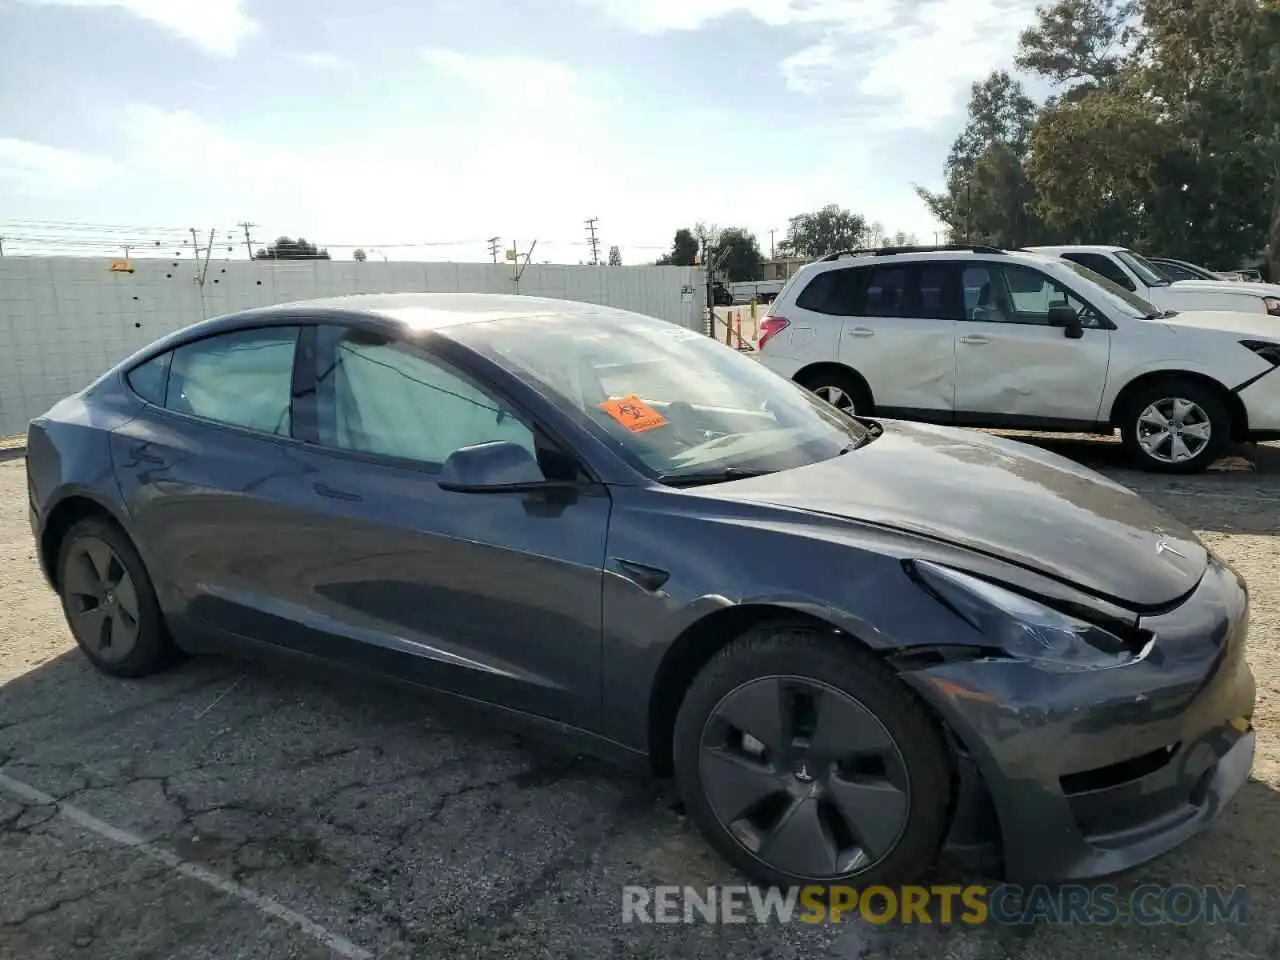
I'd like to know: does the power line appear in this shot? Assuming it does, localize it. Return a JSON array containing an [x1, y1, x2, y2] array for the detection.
[[584, 217, 600, 266]]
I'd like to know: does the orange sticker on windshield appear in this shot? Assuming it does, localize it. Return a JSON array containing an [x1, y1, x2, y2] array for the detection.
[[600, 395, 668, 433]]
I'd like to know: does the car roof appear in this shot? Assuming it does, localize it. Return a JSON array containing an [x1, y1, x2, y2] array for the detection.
[[794, 246, 1062, 276]]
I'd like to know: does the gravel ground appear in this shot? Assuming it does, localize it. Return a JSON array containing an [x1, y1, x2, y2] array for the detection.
[[1, 438, 1278, 960]]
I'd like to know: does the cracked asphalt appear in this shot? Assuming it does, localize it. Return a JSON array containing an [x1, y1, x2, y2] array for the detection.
[[2, 439, 1279, 960]]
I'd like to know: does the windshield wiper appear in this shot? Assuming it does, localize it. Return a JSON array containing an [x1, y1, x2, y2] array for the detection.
[[657, 467, 774, 487]]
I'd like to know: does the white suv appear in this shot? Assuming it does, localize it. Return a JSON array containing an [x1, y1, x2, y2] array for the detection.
[[757, 245, 1280, 473], [1025, 244, 1280, 315]]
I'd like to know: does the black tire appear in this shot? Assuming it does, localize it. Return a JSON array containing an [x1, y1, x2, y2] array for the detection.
[[56, 516, 181, 678], [672, 624, 953, 889], [795, 367, 871, 417], [1118, 378, 1230, 474]]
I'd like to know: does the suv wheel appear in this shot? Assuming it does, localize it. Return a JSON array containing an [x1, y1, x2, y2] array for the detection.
[[796, 368, 870, 417], [672, 624, 953, 889], [1119, 378, 1230, 474]]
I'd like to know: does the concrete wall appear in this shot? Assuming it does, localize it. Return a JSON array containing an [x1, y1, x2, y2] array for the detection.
[[0, 256, 707, 436]]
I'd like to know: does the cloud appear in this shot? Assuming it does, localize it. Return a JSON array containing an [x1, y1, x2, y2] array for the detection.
[[586, 0, 1041, 130], [292, 51, 350, 71], [0, 138, 122, 191], [419, 49, 599, 116], [18, 0, 259, 56]]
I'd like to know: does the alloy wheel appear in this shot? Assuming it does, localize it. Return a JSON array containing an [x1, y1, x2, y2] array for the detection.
[[814, 385, 857, 415], [1136, 397, 1213, 464], [62, 536, 142, 664], [698, 676, 910, 879]]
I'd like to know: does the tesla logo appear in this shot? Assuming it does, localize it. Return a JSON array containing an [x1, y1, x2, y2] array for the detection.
[[1155, 538, 1186, 559]]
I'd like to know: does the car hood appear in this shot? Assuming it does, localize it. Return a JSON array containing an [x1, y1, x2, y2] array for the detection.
[[700, 420, 1206, 611], [1149, 310, 1280, 337], [1172, 278, 1280, 298]]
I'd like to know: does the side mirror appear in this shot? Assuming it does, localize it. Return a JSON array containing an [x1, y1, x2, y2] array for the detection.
[[1047, 303, 1084, 339], [438, 440, 554, 493]]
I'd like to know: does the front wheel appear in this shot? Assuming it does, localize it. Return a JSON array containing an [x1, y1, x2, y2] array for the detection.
[[1119, 379, 1230, 474], [672, 625, 953, 889]]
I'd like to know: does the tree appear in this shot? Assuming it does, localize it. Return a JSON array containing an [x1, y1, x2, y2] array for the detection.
[[655, 228, 699, 266], [916, 71, 1047, 247], [709, 227, 764, 281], [607, 245, 622, 266], [353, 248, 367, 262], [254, 237, 331, 260], [1015, 0, 1136, 101], [778, 204, 870, 258]]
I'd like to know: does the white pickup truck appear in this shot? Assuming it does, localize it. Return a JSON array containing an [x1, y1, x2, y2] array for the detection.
[[1026, 244, 1280, 318]]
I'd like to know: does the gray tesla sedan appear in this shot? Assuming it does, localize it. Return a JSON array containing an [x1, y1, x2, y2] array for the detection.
[[26, 293, 1255, 889]]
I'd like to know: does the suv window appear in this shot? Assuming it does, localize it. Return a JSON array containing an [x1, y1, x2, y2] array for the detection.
[[996, 265, 1104, 327], [1061, 252, 1135, 290], [795, 268, 860, 315], [164, 326, 299, 436], [313, 325, 535, 468]]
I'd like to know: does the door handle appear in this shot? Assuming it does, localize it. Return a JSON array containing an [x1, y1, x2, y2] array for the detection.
[[959, 335, 990, 345], [847, 327, 875, 337], [314, 482, 362, 502]]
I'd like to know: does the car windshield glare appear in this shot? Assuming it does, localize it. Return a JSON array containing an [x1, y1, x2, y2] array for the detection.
[[453, 313, 871, 481], [1059, 260, 1161, 317], [1116, 249, 1170, 287]]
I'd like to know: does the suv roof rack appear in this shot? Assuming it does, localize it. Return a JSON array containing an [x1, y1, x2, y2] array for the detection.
[[818, 244, 1006, 261]]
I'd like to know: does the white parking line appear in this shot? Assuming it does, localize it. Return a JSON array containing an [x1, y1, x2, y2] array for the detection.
[[0, 771, 372, 960]]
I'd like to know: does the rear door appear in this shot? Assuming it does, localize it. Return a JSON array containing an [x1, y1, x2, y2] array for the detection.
[[110, 323, 317, 633], [835, 262, 961, 418], [954, 262, 1111, 423]]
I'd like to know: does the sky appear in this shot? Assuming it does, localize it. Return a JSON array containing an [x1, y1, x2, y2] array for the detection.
[[0, 0, 1048, 264]]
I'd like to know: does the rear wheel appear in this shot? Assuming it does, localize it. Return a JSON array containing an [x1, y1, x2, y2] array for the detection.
[[56, 517, 181, 678], [796, 368, 870, 417], [672, 625, 953, 889], [1119, 378, 1230, 474]]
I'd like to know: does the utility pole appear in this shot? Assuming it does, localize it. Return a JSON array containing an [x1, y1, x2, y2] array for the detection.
[[488, 236, 501, 263], [584, 217, 600, 265], [237, 221, 256, 259], [768, 228, 775, 260], [0, 236, 6, 257]]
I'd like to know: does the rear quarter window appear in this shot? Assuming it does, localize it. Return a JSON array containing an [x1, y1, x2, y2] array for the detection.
[[125, 352, 172, 405]]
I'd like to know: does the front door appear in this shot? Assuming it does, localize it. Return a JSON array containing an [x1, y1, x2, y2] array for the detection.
[[954, 262, 1111, 423], [283, 324, 611, 730]]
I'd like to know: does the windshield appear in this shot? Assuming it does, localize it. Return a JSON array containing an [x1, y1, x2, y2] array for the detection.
[[452, 312, 871, 482], [1116, 249, 1171, 287], [1059, 260, 1163, 318]]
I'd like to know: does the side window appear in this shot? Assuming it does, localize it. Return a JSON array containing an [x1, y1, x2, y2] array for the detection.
[[916, 264, 965, 320], [126, 351, 171, 405], [165, 327, 299, 436], [795, 268, 861, 315], [314, 326, 535, 468], [1157, 262, 1195, 282], [995, 265, 1104, 327], [961, 264, 1005, 320], [861, 267, 911, 318], [1063, 253, 1135, 290]]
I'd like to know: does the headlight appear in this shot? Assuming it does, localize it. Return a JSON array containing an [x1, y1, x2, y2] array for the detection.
[[1241, 339, 1280, 365], [1264, 297, 1280, 317], [910, 561, 1145, 672]]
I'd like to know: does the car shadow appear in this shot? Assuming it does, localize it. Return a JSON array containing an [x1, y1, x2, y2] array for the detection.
[[2, 645, 1279, 958]]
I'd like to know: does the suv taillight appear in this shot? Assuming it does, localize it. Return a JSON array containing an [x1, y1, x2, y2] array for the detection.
[[757, 316, 790, 350]]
